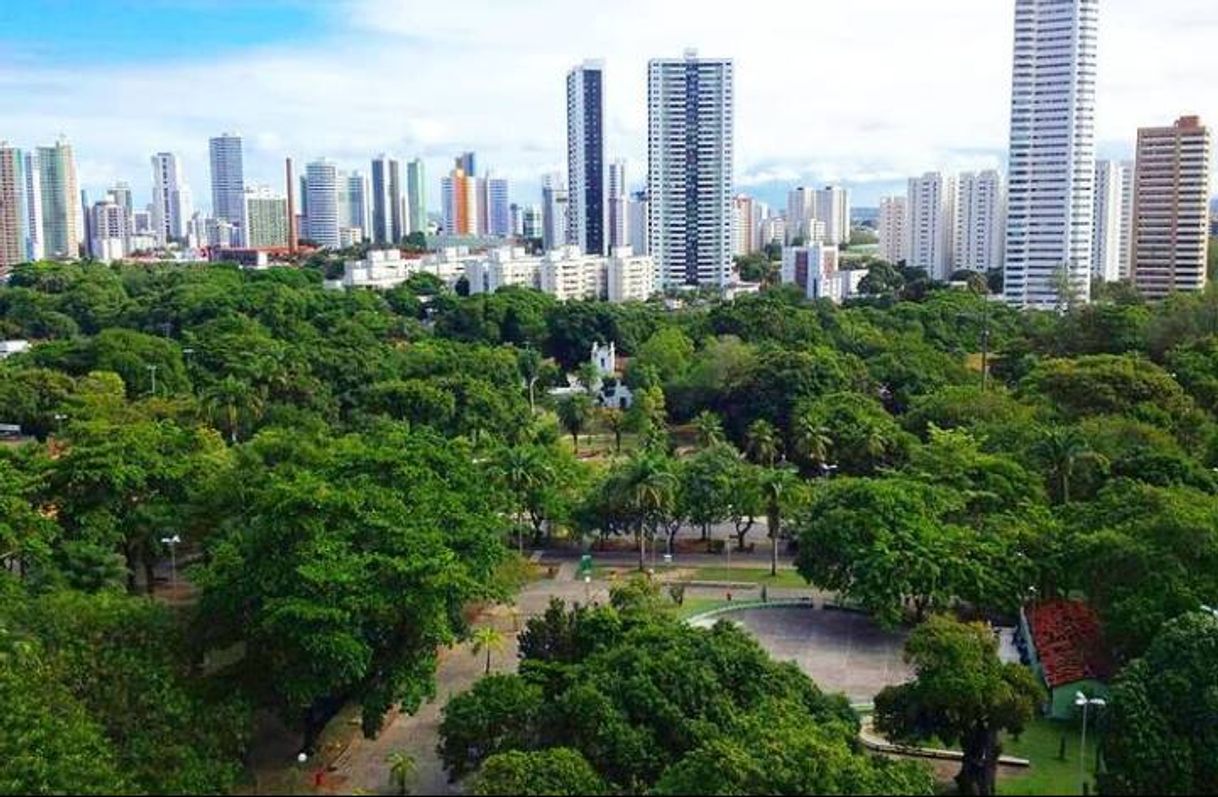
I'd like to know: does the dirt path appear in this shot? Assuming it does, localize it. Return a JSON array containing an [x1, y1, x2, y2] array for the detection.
[[328, 578, 603, 795]]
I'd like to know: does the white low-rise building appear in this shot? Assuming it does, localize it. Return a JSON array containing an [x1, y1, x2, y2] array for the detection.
[[337, 249, 421, 290], [780, 243, 868, 304], [420, 247, 482, 287], [540, 245, 604, 301], [607, 247, 658, 303], [467, 247, 542, 294], [0, 340, 31, 359]]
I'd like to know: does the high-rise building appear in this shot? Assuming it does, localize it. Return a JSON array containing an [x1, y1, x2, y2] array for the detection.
[[88, 193, 128, 262], [907, 172, 956, 280], [485, 175, 510, 238], [0, 144, 27, 272], [406, 158, 427, 235], [733, 195, 757, 257], [1003, 0, 1099, 308], [38, 138, 81, 259], [953, 171, 1005, 273], [150, 151, 193, 245], [243, 186, 289, 249], [457, 152, 476, 177], [608, 159, 628, 250], [522, 204, 544, 240], [1092, 160, 1132, 282], [877, 196, 908, 265], [305, 159, 340, 249], [647, 50, 734, 287], [541, 173, 569, 251], [815, 186, 851, 246], [567, 60, 606, 255], [628, 190, 649, 257], [340, 171, 371, 240], [1132, 116, 1213, 298], [209, 133, 245, 241], [786, 187, 816, 244], [22, 153, 44, 261], [370, 155, 403, 245], [111, 182, 133, 226], [441, 162, 477, 237]]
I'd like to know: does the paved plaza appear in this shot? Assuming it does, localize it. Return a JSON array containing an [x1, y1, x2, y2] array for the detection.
[[718, 605, 913, 703]]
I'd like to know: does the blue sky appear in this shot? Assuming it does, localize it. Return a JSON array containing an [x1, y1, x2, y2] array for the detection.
[[2, 0, 1216, 212]]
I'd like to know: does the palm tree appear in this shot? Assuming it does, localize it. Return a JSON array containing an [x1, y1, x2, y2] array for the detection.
[[202, 376, 264, 443], [518, 348, 543, 413], [470, 626, 506, 675], [745, 419, 780, 467], [692, 411, 726, 449], [557, 394, 593, 452], [1033, 427, 1106, 505], [601, 408, 628, 454], [386, 751, 416, 796], [489, 446, 551, 553], [759, 468, 798, 576], [791, 414, 832, 473], [612, 455, 679, 571]]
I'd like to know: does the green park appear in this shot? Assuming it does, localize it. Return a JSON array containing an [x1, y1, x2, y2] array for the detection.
[[3, 256, 1218, 795]]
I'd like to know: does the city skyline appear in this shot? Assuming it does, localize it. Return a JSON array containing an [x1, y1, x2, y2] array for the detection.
[[3, 0, 1217, 212]]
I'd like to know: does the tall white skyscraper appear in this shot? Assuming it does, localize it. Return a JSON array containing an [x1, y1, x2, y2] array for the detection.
[[786, 187, 816, 243], [877, 196, 908, 265], [628, 191, 649, 257], [150, 152, 193, 245], [406, 158, 427, 235], [607, 160, 628, 250], [567, 60, 606, 255], [647, 50, 734, 287], [1092, 160, 1131, 283], [907, 172, 956, 281], [541, 173, 569, 252], [815, 186, 851, 246], [484, 174, 511, 238], [209, 133, 245, 240], [23, 152, 44, 261], [340, 171, 371, 240], [1003, 0, 1099, 308], [305, 159, 340, 249], [954, 171, 1006, 273]]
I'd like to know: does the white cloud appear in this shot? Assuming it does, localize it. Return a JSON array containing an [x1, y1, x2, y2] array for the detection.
[[1, 0, 1216, 209]]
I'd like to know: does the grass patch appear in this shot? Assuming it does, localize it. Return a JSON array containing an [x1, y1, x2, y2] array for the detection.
[[668, 597, 734, 621], [998, 717, 1094, 796], [683, 567, 810, 589]]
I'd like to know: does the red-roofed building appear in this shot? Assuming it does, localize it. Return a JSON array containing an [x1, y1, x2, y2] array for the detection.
[[1020, 599, 1114, 719]]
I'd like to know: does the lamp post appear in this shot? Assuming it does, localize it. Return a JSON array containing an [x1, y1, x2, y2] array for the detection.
[[584, 574, 591, 603], [160, 534, 182, 592], [1075, 692, 1106, 795], [146, 364, 159, 396]]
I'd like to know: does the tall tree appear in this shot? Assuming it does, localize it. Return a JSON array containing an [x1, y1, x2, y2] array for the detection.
[[874, 616, 1043, 796], [557, 394, 593, 453]]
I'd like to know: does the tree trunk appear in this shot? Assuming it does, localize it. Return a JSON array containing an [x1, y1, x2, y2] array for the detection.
[[637, 523, 646, 572], [485, 649, 492, 675], [572, 432, 579, 453], [769, 513, 779, 577], [144, 556, 157, 597], [958, 729, 1001, 796], [700, 523, 710, 542], [614, 431, 622, 453]]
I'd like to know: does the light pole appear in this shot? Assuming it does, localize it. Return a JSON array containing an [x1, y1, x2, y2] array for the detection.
[[1075, 692, 1106, 795], [146, 364, 159, 396], [160, 534, 182, 593], [584, 574, 591, 603]]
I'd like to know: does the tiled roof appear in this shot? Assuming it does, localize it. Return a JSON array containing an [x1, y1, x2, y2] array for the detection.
[[1026, 599, 1114, 688]]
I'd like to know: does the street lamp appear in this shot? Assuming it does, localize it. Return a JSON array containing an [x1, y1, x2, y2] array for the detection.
[[146, 364, 159, 396], [584, 574, 591, 603], [160, 534, 182, 593], [1075, 692, 1106, 795]]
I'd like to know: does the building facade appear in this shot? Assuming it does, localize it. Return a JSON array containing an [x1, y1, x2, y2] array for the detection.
[[907, 172, 956, 280], [406, 158, 427, 235], [441, 161, 477, 237], [953, 170, 1005, 273], [628, 190, 649, 256], [304, 159, 340, 249], [150, 151, 192, 246], [0, 144, 26, 272], [568, 61, 606, 255], [608, 159, 628, 250], [607, 247, 658, 303], [340, 171, 371, 240], [815, 185, 851, 246], [1092, 160, 1132, 282], [370, 155, 404, 245], [209, 134, 245, 241], [1003, 0, 1099, 308], [647, 50, 734, 287], [1132, 116, 1212, 298], [541, 173, 570, 251], [38, 138, 81, 259], [485, 175, 511, 238], [877, 195, 908, 265], [243, 186, 289, 249]]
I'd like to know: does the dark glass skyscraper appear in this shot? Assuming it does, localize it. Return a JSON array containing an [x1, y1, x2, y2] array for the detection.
[[567, 60, 605, 256]]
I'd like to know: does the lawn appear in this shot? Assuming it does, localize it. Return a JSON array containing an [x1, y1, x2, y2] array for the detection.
[[999, 717, 1095, 796], [681, 567, 811, 589]]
